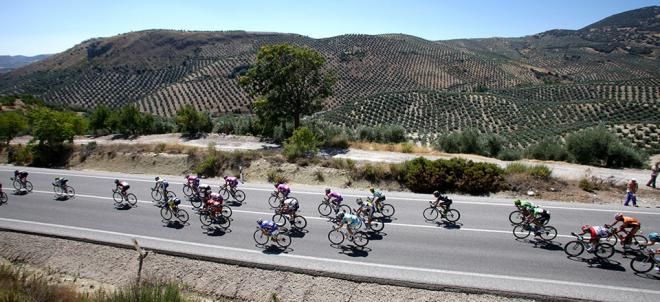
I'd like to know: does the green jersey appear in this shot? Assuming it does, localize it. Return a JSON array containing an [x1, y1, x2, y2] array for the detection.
[[519, 200, 536, 210]]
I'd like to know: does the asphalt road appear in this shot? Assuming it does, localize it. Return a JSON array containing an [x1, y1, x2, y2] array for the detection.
[[1, 166, 659, 301]]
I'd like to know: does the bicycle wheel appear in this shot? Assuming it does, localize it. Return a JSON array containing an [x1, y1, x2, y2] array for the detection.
[[268, 195, 280, 208], [272, 214, 288, 227], [605, 234, 618, 246], [216, 216, 231, 229], [630, 255, 655, 273], [253, 230, 269, 245], [66, 186, 75, 198], [380, 204, 395, 217], [563, 241, 584, 257], [595, 243, 615, 259], [199, 213, 212, 226], [112, 192, 123, 204], [151, 189, 162, 201], [629, 235, 649, 251], [368, 220, 384, 232], [175, 209, 189, 223], [233, 190, 246, 202], [338, 205, 352, 215], [160, 207, 172, 220], [328, 229, 344, 245], [189, 196, 202, 208], [539, 226, 557, 241], [24, 181, 33, 192], [318, 203, 332, 216], [275, 233, 292, 248], [422, 207, 439, 221], [444, 209, 461, 223], [166, 191, 177, 200], [126, 193, 138, 206], [53, 185, 64, 196], [293, 215, 307, 229], [12, 179, 21, 190], [0, 192, 7, 204], [221, 206, 232, 218], [353, 232, 369, 247], [219, 188, 230, 200], [182, 185, 193, 197], [513, 225, 531, 239], [509, 211, 524, 225]]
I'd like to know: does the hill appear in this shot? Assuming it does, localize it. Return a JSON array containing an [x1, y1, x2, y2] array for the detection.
[[0, 54, 50, 73], [0, 6, 658, 150]]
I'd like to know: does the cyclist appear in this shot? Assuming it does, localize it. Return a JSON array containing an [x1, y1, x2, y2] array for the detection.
[[576, 225, 610, 253], [114, 179, 130, 198], [526, 206, 550, 233], [369, 187, 386, 211], [224, 176, 238, 190], [154, 176, 169, 191], [275, 182, 291, 199], [198, 184, 212, 200], [355, 198, 374, 226], [14, 170, 28, 184], [53, 177, 68, 188], [514, 199, 537, 216], [185, 174, 200, 194], [431, 191, 452, 212], [324, 188, 343, 207], [279, 197, 299, 222], [166, 196, 182, 212], [606, 213, 641, 248], [203, 192, 225, 219], [336, 211, 361, 240], [257, 218, 279, 237]]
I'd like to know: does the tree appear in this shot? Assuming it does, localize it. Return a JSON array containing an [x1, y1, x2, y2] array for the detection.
[[107, 104, 154, 136], [0, 111, 28, 144], [283, 127, 320, 161], [239, 44, 335, 132], [28, 107, 87, 145], [175, 105, 212, 137], [89, 105, 111, 135]]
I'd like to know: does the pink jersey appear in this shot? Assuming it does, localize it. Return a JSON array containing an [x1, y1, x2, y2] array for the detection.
[[225, 177, 238, 186], [327, 191, 342, 199], [276, 184, 290, 193]]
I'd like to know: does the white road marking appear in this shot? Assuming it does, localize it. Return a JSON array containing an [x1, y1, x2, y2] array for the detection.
[[1, 217, 659, 296], [4, 168, 659, 215]]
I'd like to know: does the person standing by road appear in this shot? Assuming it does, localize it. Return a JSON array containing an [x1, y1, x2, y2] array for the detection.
[[624, 179, 638, 207], [646, 162, 659, 188]]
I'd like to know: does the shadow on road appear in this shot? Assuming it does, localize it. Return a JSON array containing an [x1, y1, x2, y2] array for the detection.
[[261, 245, 291, 255], [288, 228, 308, 238], [114, 203, 133, 210], [54, 195, 71, 201], [226, 200, 244, 207], [566, 256, 626, 271], [367, 231, 386, 240], [13, 190, 28, 196], [634, 272, 660, 280], [337, 245, 370, 257], [532, 241, 563, 251], [203, 226, 231, 236], [163, 220, 186, 229]]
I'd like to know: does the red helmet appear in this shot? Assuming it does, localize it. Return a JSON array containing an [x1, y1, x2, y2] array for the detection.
[[581, 225, 591, 232]]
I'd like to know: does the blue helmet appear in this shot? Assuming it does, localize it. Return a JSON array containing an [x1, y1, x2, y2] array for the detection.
[[649, 232, 659, 242]]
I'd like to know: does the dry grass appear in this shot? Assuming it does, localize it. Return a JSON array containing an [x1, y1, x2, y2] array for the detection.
[[348, 141, 433, 154]]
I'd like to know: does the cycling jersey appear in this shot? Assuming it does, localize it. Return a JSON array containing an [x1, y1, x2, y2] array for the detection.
[[260, 220, 278, 235], [160, 180, 169, 189], [589, 226, 609, 238], [622, 217, 640, 227], [326, 191, 343, 202], [187, 176, 200, 186], [118, 181, 130, 190], [225, 177, 238, 187], [209, 192, 223, 202], [276, 184, 290, 196], [342, 213, 361, 227], [283, 198, 299, 210], [519, 201, 536, 210]]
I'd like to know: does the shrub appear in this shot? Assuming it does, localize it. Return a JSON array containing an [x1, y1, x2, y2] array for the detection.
[[504, 162, 529, 174], [29, 107, 87, 145], [0, 111, 28, 144], [528, 165, 552, 180], [434, 128, 497, 156], [497, 149, 522, 161], [214, 114, 258, 135], [578, 177, 599, 192], [566, 126, 646, 168], [106, 104, 154, 136], [176, 105, 212, 137], [7, 144, 32, 165], [356, 125, 406, 143], [402, 157, 505, 195], [482, 134, 506, 157], [525, 138, 570, 161], [401, 142, 414, 153], [267, 169, 289, 184], [283, 127, 320, 161], [89, 105, 111, 135]]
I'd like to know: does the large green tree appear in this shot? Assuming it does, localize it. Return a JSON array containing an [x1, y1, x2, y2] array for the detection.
[[28, 107, 87, 145], [0, 111, 28, 144], [175, 104, 212, 137], [239, 44, 335, 131]]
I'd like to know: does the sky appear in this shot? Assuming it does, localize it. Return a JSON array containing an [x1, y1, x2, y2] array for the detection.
[[0, 0, 657, 56]]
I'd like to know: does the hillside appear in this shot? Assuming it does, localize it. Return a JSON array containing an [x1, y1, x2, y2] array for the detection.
[[0, 54, 50, 73], [0, 6, 658, 150]]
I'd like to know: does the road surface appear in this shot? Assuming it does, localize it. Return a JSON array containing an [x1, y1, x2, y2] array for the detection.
[[0, 166, 659, 301]]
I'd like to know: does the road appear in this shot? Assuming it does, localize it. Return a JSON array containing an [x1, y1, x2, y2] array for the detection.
[[0, 166, 659, 301]]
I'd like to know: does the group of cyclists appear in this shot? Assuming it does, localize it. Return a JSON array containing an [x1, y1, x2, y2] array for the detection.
[[3, 169, 658, 272]]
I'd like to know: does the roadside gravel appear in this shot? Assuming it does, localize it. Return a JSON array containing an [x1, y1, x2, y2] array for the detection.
[[0, 231, 536, 302]]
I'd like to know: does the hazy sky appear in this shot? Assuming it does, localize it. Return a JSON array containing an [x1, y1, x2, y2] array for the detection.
[[1, 0, 657, 55]]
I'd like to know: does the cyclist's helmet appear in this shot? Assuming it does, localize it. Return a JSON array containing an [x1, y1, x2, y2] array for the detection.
[[14, 170, 18, 175], [257, 218, 263, 225], [224, 176, 229, 180], [581, 225, 591, 232], [433, 191, 440, 198], [514, 199, 521, 206], [336, 212, 345, 220], [155, 176, 160, 181], [648, 232, 659, 242], [369, 186, 375, 193], [356, 198, 363, 205], [114, 179, 119, 184], [185, 174, 189, 179], [614, 213, 624, 220], [172, 197, 181, 205]]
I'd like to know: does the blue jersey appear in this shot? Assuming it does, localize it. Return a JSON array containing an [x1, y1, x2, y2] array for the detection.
[[260, 220, 278, 235]]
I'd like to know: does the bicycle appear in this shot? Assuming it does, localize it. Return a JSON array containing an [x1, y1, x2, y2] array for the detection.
[[253, 227, 292, 248], [509, 208, 548, 225], [10, 177, 33, 192], [422, 202, 461, 223], [160, 203, 190, 223], [0, 187, 7, 205], [564, 232, 615, 259], [318, 198, 351, 217], [353, 208, 384, 232], [197, 206, 231, 229], [512, 221, 557, 241], [218, 184, 246, 204], [327, 224, 369, 247], [272, 208, 307, 229], [187, 194, 204, 208], [268, 191, 298, 208], [629, 247, 659, 273], [604, 227, 648, 250], [112, 188, 137, 206], [182, 179, 198, 197], [368, 197, 395, 218], [151, 182, 176, 202], [53, 180, 75, 199]]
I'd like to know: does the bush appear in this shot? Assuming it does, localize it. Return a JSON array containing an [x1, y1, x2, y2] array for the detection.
[[215, 114, 258, 135], [89, 105, 111, 135], [401, 142, 414, 153], [497, 149, 522, 161], [525, 138, 570, 161], [578, 177, 599, 192], [7, 144, 32, 165], [267, 169, 289, 184], [505, 163, 552, 180], [434, 129, 503, 156], [402, 157, 505, 195], [504, 162, 528, 174], [106, 104, 154, 136], [482, 134, 506, 157], [356, 125, 406, 143], [192, 148, 258, 178], [29, 107, 87, 145], [0, 111, 28, 144], [176, 105, 212, 137], [565, 126, 646, 168], [283, 127, 320, 161]]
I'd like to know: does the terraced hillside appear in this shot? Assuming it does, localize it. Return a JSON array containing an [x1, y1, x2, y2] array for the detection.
[[1, 6, 658, 116]]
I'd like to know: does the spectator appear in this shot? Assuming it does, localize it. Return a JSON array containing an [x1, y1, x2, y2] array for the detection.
[[646, 162, 659, 188], [624, 179, 638, 207]]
